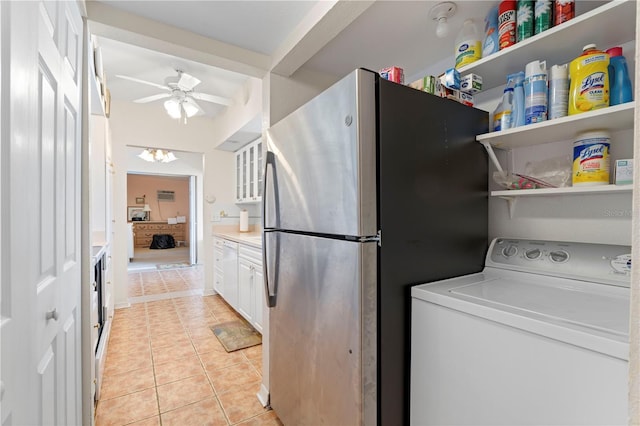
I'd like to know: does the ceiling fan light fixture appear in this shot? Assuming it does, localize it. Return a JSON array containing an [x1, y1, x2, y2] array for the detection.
[[182, 101, 199, 118], [164, 99, 182, 119], [138, 149, 154, 162], [138, 148, 177, 163]]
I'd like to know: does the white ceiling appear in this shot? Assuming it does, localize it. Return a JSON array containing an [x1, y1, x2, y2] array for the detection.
[[90, 1, 496, 121]]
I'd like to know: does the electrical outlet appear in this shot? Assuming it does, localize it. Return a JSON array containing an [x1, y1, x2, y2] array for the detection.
[[212, 211, 221, 222]]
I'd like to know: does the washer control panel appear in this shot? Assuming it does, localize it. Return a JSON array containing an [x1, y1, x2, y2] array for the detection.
[[488, 238, 631, 287]]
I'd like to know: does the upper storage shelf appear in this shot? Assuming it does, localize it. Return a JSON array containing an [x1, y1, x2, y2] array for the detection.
[[458, 0, 637, 90], [477, 102, 635, 149]]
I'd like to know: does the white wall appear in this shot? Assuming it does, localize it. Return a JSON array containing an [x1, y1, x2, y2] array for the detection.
[[265, 66, 340, 126]]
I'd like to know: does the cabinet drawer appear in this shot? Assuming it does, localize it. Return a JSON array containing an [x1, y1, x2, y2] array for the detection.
[[239, 245, 262, 265]]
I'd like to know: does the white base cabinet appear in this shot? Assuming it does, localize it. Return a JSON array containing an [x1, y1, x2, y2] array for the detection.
[[238, 245, 264, 333], [214, 236, 264, 333]]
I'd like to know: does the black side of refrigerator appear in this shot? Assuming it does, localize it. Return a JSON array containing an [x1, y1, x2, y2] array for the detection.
[[376, 77, 489, 425]]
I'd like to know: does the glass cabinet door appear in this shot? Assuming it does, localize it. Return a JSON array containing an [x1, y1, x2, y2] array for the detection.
[[235, 152, 242, 201], [242, 150, 247, 200], [249, 145, 255, 199], [257, 141, 263, 198]]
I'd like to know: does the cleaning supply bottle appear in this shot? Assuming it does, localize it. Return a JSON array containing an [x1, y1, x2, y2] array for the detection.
[[508, 71, 525, 127], [606, 46, 633, 106], [548, 64, 569, 119], [493, 80, 515, 131], [516, 1, 533, 43], [568, 44, 609, 115], [482, 5, 499, 58], [524, 60, 548, 124], [455, 19, 482, 69], [554, 0, 575, 25], [498, 0, 517, 50], [534, 0, 553, 34]]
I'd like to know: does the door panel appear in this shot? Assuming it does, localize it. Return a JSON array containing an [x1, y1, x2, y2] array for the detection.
[[37, 347, 55, 426], [1, 2, 83, 424], [268, 232, 377, 425]]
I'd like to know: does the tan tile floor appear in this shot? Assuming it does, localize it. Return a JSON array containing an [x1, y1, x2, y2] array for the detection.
[[96, 266, 281, 425]]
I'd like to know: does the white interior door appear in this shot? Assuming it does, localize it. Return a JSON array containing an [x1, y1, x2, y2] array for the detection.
[[0, 1, 83, 425]]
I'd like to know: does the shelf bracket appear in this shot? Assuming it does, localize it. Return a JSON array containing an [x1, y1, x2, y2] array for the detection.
[[481, 141, 516, 217], [480, 141, 506, 175], [499, 196, 517, 219]]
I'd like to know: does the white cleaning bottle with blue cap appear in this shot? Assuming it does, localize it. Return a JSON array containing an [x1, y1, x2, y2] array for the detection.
[[493, 79, 515, 132]]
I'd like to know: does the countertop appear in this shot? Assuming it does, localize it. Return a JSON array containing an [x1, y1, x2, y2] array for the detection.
[[213, 225, 262, 249], [91, 243, 108, 264], [129, 221, 186, 224]]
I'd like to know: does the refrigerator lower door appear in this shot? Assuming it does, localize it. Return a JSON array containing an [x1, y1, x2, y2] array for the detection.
[[266, 231, 377, 425]]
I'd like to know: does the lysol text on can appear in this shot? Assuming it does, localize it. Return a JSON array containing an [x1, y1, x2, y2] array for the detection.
[[572, 130, 610, 186]]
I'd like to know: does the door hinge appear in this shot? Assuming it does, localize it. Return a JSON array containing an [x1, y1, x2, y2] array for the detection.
[[360, 230, 381, 246]]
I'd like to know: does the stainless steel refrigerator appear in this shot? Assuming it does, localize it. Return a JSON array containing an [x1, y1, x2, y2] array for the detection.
[[262, 68, 489, 425]]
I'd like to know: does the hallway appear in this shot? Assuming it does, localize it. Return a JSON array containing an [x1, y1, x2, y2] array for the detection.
[[95, 266, 280, 425]]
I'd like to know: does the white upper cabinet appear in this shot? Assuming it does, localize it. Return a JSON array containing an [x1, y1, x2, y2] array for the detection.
[[235, 138, 263, 204]]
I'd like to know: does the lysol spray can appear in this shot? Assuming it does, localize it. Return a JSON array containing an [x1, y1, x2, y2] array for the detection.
[[498, 0, 517, 50], [534, 0, 553, 34], [516, 1, 533, 43], [548, 64, 569, 119], [524, 60, 548, 124], [554, 0, 575, 25]]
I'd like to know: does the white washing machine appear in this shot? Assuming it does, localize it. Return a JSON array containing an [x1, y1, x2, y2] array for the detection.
[[411, 238, 631, 426]]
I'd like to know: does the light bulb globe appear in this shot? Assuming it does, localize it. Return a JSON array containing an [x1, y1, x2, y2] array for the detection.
[[436, 17, 449, 38]]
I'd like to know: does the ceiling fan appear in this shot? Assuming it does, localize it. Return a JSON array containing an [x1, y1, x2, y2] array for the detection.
[[115, 69, 233, 121]]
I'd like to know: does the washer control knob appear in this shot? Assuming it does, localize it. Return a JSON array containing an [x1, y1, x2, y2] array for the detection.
[[502, 245, 518, 257], [550, 250, 569, 263], [524, 248, 541, 260]]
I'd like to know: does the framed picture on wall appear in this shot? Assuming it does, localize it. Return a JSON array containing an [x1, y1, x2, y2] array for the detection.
[[128, 206, 147, 221], [135, 197, 145, 204]]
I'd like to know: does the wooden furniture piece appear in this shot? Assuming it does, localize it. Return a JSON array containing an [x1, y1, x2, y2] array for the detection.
[[132, 221, 186, 248]]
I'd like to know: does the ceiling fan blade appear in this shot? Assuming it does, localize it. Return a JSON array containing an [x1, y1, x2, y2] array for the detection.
[[177, 72, 201, 91], [133, 93, 172, 104], [115, 74, 169, 91], [191, 92, 233, 106]]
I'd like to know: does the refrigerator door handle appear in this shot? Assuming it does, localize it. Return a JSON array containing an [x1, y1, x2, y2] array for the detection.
[[262, 151, 280, 230], [262, 230, 277, 307]]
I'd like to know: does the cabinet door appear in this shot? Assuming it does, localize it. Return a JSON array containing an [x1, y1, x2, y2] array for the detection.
[[238, 257, 253, 322], [256, 140, 263, 199], [249, 144, 256, 200], [214, 244, 224, 295], [241, 149, 248, 201], [253, 262, 264, 333], [235, 151, 242, 202]]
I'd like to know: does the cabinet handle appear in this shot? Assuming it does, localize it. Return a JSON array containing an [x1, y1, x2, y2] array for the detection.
[[93, 323, 101, 329], [46, 308, 59, 321]]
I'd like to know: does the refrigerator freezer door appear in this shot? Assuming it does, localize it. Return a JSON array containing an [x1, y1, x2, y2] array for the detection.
[[266, 231, 377, 425], [264, 69, 377, 237]]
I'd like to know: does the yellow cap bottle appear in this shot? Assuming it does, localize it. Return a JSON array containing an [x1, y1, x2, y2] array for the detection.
[[568, 44, 609, 115]]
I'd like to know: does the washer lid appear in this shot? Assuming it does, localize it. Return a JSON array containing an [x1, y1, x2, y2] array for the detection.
[[450, 276, 629, 336], [411, 269, 630, 360]]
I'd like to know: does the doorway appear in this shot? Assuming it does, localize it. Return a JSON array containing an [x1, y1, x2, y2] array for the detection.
[[127, 173, 195, 271]]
